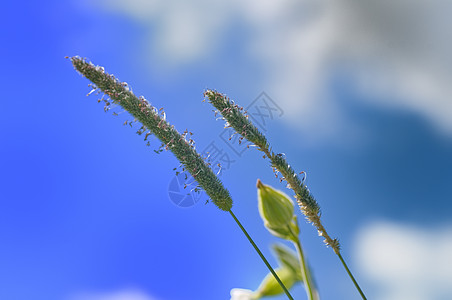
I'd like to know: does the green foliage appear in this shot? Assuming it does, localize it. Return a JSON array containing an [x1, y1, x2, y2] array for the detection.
[[255, 267, 298, 298], [272, 243, 303, 281]]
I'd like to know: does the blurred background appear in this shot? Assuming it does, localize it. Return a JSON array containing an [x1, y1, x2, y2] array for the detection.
[[1, 0, 451, 299]]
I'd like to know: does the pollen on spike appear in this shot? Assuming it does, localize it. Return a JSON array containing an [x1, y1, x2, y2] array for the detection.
[[299, 171, 307, 183], [87, 88, 97, 97], [144, 132, 152, 141]]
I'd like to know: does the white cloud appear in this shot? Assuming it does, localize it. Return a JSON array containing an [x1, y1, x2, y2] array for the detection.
[[88, 0, 452, 140], [68, 289, 159, 300], [354, 221, 452, 300], [92, 0, 232, 65]]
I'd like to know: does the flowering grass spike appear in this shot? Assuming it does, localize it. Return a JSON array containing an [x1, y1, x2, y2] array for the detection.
[[205, 90, 335, 248], [71, 57, 233, 211], [205, 90, 366, 299]]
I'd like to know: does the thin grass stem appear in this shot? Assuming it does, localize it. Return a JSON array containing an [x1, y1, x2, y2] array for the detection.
[[288, 225, 316, 300], [337, 252, 367, 300], [229, 210, 294, 300]]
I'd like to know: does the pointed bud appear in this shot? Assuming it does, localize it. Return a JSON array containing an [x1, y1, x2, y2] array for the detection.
[[257, 179, 295, 239]]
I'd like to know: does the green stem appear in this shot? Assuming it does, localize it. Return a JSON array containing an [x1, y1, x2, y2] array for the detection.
[[337, 252, 367, 300], [288, 226, 317, 300], [229, 210, 294, 300]]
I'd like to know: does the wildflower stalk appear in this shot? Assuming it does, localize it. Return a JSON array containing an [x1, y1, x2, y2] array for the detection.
[[69, 57, 294, 300], [205, 90, 367, 299], [288, 225, 317, 300]]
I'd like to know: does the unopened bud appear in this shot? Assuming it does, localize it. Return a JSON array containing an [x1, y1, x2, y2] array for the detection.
[[257, 179, 294, 233]]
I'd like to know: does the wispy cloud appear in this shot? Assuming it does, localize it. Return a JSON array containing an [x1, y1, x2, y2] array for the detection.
[[354, 221, 452, 300], [88, 0, 452, 140], [68, 289, 159, 300]]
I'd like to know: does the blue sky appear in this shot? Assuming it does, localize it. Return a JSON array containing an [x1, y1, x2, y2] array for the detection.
[[1, 1, 452, 300]]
